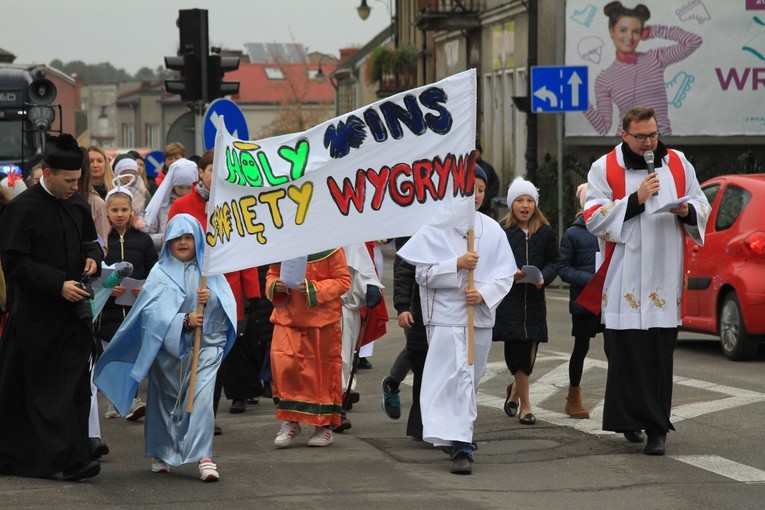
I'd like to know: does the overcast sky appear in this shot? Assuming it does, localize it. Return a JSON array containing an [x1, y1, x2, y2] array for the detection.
[[3, 0, 391, 74]]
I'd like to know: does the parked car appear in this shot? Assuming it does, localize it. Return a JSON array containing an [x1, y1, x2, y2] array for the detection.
[[682, 174, 765, 360]]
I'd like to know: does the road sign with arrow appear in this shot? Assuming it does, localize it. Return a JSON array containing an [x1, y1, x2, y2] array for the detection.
[[530, 66, 588, 113]]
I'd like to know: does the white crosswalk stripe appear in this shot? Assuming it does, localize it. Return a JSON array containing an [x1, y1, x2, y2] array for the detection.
[[406, 349, 765, 483]]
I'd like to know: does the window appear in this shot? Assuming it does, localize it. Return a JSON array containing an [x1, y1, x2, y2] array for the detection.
[[145, 123, 160, 149], [121, 124, 135, 147], [265, 67, 284, 80], [715, 184, 751, 231]]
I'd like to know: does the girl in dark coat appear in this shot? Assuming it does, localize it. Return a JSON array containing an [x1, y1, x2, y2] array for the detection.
[[96, 186, 157, 419], [493, 177, 558, 425], [556, 184, 602, 419]]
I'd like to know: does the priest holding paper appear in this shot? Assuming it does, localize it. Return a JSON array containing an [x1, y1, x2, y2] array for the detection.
[[579, 106, 709, 456]]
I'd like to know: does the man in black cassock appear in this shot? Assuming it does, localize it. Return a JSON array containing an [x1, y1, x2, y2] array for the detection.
[[0, 134, 103, 481]]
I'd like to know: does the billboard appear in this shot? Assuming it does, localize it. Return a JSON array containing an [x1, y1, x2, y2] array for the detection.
[[565, 0, 765, 136]]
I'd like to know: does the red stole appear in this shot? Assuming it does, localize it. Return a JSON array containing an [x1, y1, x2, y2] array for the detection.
[[575, 149, 686, 314], [360, 241, 389, 345]]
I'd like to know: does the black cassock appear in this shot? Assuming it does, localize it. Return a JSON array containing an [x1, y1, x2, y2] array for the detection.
[[602, 327, 678, 434], [0, 184, 102, 477]]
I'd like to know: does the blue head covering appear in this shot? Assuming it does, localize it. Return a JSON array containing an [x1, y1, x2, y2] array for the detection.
[[160, 213, 206, 285]]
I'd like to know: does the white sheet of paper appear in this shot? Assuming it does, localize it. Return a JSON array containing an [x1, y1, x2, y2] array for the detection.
[[280, 256, 308, 289], [91, 267, 115, 289], [648, 195, 691, 215], [114, 277, 144, 306], [595, 250, 604, 271], [517, 265, 543, 284]]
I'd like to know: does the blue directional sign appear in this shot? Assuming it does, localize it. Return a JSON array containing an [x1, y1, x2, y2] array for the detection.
[[530, 66, 588, 113], [143, 150, 165, 178], [203, 98, 249, 151]]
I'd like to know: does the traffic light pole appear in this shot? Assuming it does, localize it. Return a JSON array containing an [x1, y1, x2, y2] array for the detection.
[[193, 100, 205, 155]]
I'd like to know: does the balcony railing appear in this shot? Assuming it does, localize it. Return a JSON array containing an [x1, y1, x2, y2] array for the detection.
[[415, 0, 482, 31], [377, 65, 418, 97]]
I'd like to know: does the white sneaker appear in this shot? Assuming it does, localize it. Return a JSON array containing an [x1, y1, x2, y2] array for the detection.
[[125, 398, 147, 421], [103, 401, 120, 419], [274, 421, 301, 448], [198, 458, 219, 482], [151, 457, 169, 473], [307, 426, 334, 447]]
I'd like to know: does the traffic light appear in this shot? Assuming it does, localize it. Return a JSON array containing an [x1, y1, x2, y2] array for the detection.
[[207, 54, 240, 101], [164, 9, 208, 102], [164, 52, 202, 101]]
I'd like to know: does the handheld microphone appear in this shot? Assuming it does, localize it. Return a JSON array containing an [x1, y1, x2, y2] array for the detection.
[[102, 262, 134, 289], [644, 150, 658, 196]]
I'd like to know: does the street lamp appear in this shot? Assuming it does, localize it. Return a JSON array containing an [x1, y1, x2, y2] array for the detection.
[[313, 54, 338, 89], [357, 0, 371, 21], [357, 0, 396, 46]]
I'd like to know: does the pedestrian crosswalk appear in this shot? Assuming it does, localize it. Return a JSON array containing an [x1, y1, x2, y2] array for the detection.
[[397, 345, 765, 483]]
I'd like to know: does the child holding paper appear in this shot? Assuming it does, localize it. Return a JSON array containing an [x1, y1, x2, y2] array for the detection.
[[94, 214, 237, 481], [493, 177, 558, 426], [267, 249, 351, 449], [96, 182, 157, 420]]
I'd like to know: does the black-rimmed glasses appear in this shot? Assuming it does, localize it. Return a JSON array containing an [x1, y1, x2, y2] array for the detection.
[[625, 131, 660, 143]]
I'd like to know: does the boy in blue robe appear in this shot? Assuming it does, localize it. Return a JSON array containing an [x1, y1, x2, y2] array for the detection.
[[94, 213, 236, 482]]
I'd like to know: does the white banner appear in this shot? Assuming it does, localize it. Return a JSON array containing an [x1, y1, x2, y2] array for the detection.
[[565, 0, 765, 136], [202, 69, 477, 275]]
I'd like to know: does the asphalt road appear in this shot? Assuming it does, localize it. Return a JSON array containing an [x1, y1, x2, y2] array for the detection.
[[2, 251, 764, 509]]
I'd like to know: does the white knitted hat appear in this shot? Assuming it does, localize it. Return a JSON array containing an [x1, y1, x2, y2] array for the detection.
[[506, 176, 539, 206], [113, 157, 138, 175]]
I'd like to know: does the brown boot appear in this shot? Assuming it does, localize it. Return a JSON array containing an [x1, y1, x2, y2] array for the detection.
[[565, 386, 590, 419]]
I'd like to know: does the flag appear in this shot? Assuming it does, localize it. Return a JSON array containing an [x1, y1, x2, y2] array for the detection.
[[203, 69, 477, 275]]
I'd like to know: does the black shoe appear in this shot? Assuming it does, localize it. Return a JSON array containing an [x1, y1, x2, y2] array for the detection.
[[645, 432, 666, 455], [357, 357, 372, 369], [246, 397, 260, 405], [503, 382, 518, 417], [89, 438, 109, 460], [450, 453, 473, 475], [332, 416, 352, 434], [214, 422, 222, 436], [342, 390, 360, 411], [623, 430, 645, 443], [229, 399, 246, 414], [519, 413, 536, 425], [62, 460, 100, 481]]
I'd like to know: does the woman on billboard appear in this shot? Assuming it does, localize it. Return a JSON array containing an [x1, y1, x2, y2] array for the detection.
[[584, 1, 702, 136]]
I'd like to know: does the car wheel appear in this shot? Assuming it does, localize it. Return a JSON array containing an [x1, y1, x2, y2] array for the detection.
[[719, 293, 758, 361]]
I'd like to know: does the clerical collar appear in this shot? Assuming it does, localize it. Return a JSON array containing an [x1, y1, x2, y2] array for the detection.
[[39, 176, 55, 198], [621, 141, 668, 170]]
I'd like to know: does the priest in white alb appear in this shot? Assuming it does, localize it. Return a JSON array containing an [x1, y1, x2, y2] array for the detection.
[[579, 107, 710, 456]]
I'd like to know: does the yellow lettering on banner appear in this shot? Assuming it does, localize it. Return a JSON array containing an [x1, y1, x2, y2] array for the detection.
[[240, 196, 267, 244], [231, 197, 245, 237], [206, 203, 234, 246], [288, 182, 313, 225], [258, 189, 287, 228]]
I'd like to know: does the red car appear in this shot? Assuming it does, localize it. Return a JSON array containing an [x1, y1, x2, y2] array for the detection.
[[682, 174, 765, 360]]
